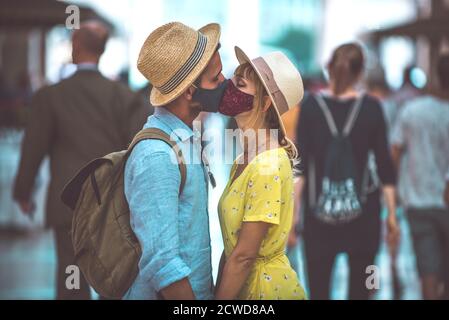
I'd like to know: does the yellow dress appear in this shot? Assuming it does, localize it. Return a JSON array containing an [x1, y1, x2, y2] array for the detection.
[[218, 148, 306, 300]]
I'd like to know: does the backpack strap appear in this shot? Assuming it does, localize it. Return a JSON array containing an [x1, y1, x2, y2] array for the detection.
[[315, 94, 339, 136], [342, 94, 365, 137], [315, 93, 365, 137], [126, 128, 187, 193]]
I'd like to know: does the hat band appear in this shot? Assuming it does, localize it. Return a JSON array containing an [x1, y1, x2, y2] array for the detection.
[[252, 57, 289, 115], [157, 32, 208, 95]]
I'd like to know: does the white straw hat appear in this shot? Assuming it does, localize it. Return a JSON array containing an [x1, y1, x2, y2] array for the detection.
[[234, 46, 304, 135], [137, 22, 221, 106]]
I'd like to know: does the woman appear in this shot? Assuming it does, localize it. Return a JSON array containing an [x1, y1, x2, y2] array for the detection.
[[214, 47, 306, 300], [296, 43, 400, 300]]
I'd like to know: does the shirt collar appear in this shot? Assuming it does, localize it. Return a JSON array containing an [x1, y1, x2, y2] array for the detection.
[[153, 107, 194, 142], [76, 63, 99, 72]]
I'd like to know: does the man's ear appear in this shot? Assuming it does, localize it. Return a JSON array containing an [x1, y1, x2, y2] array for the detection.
[[184, 86, 196, 101], [262, 96, 272, 112]]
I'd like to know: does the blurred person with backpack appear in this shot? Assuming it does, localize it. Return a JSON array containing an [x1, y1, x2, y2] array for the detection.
[[295, 43, 399, 300], [13, 20, 150, 299]]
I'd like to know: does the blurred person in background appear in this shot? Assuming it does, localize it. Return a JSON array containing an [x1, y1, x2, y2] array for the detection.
[[296, 43, 399, 300], [12, 20, 150, 299], [391, 54, 449, 300], [390, 66, 421, 110], [366, 66, 398, 142]]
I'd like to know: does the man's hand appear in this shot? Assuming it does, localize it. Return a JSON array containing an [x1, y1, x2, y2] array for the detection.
[[386, 214, 400, 254]]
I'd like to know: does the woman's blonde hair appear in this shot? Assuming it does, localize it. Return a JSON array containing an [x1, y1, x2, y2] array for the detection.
[[234, 63, 299, 170]]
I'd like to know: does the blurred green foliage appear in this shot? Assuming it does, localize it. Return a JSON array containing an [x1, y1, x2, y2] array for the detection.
[[265, 27, 317, 75]]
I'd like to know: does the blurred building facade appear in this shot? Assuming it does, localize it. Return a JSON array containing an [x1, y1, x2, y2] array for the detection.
[[369, 0, 449, 89]]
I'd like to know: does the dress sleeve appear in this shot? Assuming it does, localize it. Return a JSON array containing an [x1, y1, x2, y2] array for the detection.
[[242, 162, 283, 225]]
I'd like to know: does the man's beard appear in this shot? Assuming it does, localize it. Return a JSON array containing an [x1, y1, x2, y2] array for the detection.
[[189, 101, 203, 117]]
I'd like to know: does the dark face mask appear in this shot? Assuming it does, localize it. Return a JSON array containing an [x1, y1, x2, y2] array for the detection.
[[192, 79, 228, 113], [218, 80, 254, 117]]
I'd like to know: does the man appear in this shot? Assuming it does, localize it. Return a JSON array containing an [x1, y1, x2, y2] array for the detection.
[[392, 54, 449, 300], [13, 20, 150, 299], [123, 22, 225, 300]]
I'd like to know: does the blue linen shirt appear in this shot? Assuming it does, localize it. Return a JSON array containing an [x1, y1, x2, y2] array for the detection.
[[123, 107, 213, 300]]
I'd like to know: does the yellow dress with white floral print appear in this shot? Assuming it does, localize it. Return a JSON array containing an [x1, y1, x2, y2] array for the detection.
[[218, 148, 306, 300]]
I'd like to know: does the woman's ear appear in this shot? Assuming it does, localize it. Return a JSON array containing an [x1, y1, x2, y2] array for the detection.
[[262, 96, 272, 112]]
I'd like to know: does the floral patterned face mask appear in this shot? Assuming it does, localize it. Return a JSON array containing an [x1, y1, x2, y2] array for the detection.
[[218, 80, 254, 117]]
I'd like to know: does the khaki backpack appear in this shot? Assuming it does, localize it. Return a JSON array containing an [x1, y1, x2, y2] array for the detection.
[[60, 128, 186, 299]]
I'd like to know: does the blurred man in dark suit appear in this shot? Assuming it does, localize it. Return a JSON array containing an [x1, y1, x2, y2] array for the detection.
[[13, 20, 151, 299]]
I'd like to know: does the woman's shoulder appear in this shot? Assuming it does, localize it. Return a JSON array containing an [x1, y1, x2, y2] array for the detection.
[[253, 147, 290, 162], [362, 93, 382, 107], [249, 148, 291, 177], [298, 92, 324, 123], [360, 94, 384, 117]]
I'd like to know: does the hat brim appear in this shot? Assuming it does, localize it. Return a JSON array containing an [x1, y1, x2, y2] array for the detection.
[[150, 23, 221, 107], [234, 46, 288, 137]]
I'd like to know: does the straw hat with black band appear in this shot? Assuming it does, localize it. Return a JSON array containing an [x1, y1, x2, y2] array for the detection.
[[137, 22, 221, 107], [234, 46, 304, 136]]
